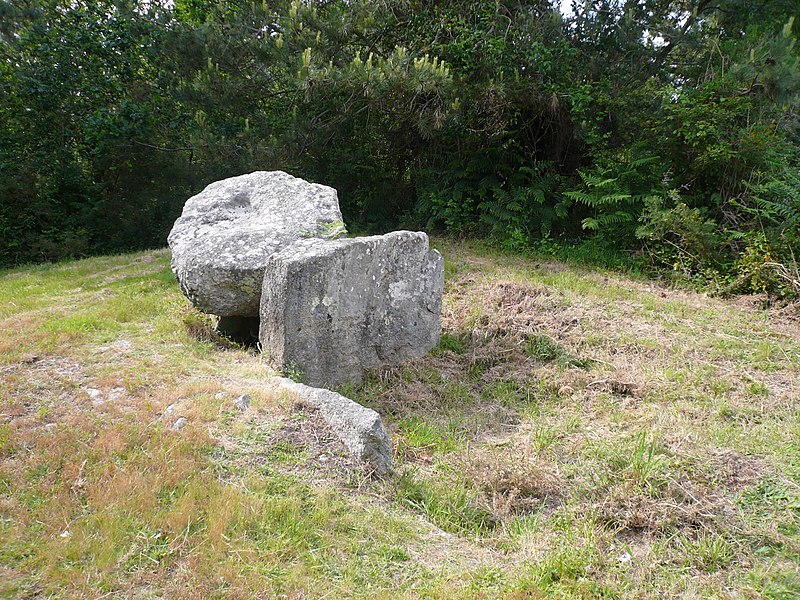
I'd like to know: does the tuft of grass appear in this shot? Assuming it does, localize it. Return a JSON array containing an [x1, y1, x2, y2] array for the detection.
[[457, 444, 560, 519], [394, 472, 497, 537], [395, 416, 464, 455], [512, 512, 608, 596], [267, 440, 309, 465], [523, 334, 590, 368], [432, 332, 467, 355], [180, 305, 243, 350], [674, 532, 736, 572], [615, 432, 673, 493]]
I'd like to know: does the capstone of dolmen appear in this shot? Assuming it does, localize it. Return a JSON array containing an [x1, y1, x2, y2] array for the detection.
[[168, 171, 345, 317], [260, 231, 444, 388]]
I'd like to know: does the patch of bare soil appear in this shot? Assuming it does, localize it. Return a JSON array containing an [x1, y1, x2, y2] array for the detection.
[[405, 522, 503, 576], [272, 401, 362, 473], [1, 356, 87, 427], [705, 448, 766, 492]]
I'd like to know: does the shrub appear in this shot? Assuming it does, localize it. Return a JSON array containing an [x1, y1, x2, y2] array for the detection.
[[636, 191, 724, 279]]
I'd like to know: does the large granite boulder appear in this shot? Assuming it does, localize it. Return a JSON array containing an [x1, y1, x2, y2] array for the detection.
[[168, 171, 345, 317], [260, 231, 444, 388]]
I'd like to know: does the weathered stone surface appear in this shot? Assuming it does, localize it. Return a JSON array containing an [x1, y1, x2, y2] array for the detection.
[[260, 231, 444, 387], [275, 377, 392, 475], [168, 171, 345, 317]]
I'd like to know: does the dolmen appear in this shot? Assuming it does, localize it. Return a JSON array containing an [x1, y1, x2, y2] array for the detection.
[[168, 171, 444, 472], [169, 171, 444, 388]]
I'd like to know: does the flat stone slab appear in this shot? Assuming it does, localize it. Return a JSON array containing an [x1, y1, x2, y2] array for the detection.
[[275, 377, 392, 475], [260, 231, 444, 387], [168, 171, 345, 317]]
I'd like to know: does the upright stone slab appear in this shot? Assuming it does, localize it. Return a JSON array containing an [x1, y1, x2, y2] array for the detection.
[[260, 231, 444, 387], [168, 171, 345, 317]]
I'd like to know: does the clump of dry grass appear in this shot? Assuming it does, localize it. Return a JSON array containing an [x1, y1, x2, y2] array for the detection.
[[592, 480, 722, 533], [574, 431, 770, 535], [457, 442, 562, 520]]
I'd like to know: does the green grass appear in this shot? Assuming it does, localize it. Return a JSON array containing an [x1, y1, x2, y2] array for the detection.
[[432, 332, 467, 355], [523, 333, 590, 368], [394, 471, 497, 536], [1, 241, 799, 597], [396, 416, 464, 454]]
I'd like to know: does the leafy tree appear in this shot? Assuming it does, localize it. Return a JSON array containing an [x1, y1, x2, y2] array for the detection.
[[1, 0, 196, 263], [0, 0, 798, 300]]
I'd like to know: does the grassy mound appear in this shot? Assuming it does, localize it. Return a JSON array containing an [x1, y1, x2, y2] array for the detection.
[[1, 241, 798, 597]]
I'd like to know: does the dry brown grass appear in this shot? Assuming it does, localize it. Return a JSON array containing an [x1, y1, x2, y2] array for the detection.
[[346, 240, 800, 595], [457, 441, 562, 519]]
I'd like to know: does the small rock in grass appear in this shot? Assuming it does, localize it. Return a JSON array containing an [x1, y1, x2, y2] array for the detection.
[[112, 340, 133, 350], [171, 417, 188, 431], [233, 394, 250, 412], [275, 377, 392, 475], [86, 388, 104, 406], [161, 403, 178, 420]]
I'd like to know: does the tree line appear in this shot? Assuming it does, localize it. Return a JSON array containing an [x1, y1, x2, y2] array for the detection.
[[1, 0, 798, 297]]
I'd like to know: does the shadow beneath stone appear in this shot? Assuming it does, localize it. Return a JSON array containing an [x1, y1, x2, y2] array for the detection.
[[217, 316, 260, 348]]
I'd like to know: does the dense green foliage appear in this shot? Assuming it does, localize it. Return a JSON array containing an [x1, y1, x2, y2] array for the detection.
[[1, 0, 798, 296]]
